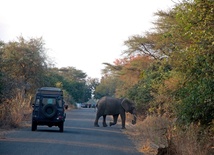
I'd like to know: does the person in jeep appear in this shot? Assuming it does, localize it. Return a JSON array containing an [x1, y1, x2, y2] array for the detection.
[[31, 87, 67, 132]]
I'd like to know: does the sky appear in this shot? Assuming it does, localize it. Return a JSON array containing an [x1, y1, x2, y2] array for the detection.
[[0, 0, 176, 79]]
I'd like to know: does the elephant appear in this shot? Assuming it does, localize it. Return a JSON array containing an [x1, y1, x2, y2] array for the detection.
[[94, 96, 137, 129]]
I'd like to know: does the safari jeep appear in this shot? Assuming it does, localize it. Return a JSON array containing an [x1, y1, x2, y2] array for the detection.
[[32, 87, 67, 132]]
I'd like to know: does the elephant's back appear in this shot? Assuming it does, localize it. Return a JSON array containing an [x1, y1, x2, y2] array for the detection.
[[97, 96, 121, 115], [97, 96, 119, 107]]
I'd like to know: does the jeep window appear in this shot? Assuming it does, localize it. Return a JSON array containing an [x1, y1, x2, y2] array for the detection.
[[42, 98, 56, 105]]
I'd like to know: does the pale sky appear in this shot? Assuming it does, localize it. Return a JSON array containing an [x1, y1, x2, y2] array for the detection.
[[0, 0, 176, 79]]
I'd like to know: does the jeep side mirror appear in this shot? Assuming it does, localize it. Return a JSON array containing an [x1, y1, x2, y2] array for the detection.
[[64, 104, 68, 109]]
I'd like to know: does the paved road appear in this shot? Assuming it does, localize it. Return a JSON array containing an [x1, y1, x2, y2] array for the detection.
[[0, 108, 143, 155]]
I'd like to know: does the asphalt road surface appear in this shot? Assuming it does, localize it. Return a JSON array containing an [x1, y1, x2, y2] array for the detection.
[[0, 108, 143, 155]]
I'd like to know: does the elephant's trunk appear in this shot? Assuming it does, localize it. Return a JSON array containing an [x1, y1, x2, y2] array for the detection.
[[132, 114, 137, 125]]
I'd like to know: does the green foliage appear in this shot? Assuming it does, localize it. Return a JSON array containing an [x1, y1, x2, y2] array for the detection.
[[0, 36, 92, 106], [57, 67, 91, 103], [170, 0, 214, 126], [0, 41, 4, 100], [134, 0, 214, 126], [86, 77, 99, 98], [44, 67, 91, 103], [127, 60, 174, 115], [94, 75, 120, 99], [58, 67, 87, 82], [127, 79, 153, 114], [98, 0, 214, 128], [0, 36, 93, 128], [176, 77, 214, 125], [63, 81, 89, 103], [1, 37, 48, 99]]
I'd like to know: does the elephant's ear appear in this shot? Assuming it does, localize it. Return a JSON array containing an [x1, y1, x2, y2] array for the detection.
[[121, 98, 130, 112]]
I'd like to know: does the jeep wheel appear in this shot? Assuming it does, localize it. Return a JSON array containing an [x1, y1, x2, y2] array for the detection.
[[31, 121, 37, 131], [42, 104, 57, 118], [59, 122, 64, 132]]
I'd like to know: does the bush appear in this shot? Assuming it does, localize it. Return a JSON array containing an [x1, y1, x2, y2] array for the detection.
[[172, 124, 213, 155], [176, 78, 214, 126], [0, 92, 31, 128], [125, 116, 213, 155]]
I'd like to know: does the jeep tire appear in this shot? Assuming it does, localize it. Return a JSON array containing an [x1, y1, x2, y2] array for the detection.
[[42, 104, 57, 118], [31, 121, 37, 131], [59, 122, 64, 132]]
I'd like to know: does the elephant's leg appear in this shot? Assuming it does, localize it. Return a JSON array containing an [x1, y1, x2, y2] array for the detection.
[[94, 113, 101, 127], [109, 114, 119, 126], [102, 115, 108, 127], [120, 113, 126, 129]]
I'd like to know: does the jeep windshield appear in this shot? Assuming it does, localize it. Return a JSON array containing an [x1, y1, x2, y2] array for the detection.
[[42, 97, 63, 107], [35, 97, 63, 107]]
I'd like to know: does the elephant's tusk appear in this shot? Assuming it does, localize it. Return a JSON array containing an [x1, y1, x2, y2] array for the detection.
[[133, 114, 137, 118], [132, 114, 137, 125]]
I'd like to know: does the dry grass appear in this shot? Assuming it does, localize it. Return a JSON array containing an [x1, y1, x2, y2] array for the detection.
[[125, 115, 172, 155], [172, 124, 214, 155], [0, 92, 32, 128], [125, 115, 214, 155]]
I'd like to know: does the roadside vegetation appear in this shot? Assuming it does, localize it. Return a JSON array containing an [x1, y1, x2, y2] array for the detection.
[[0, 37, 98, 127], [0, 0, 213, 154], [94, 0, 213, 154]]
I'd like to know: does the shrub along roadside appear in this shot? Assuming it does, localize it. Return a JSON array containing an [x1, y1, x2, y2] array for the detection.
[[0, 92, 32, 128], [125, 115, 214, 155]]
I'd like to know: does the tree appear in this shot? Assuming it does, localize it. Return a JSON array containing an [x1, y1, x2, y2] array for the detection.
[[86, 77, 99, 98], [123, 0, 214, 125], [94, 75, 120, 99], [45, 67, 91, 103], [1, 36, 48, 99], [58, 67, 87, 82], [0, 41, 4, 102], [100, 0, 214, 126], [170, 0, 214, 125], [101, 55, 154, 98]]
